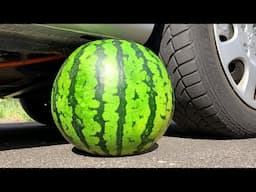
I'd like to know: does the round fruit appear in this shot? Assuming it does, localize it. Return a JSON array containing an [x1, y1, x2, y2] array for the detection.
[[51, 39, 174, 156]]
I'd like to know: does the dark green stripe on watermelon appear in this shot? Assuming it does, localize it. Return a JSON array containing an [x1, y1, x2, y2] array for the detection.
[[68, 45, 91, 150], [93, 42, 110, 155], [51, 74, 71, 141], [131, 43, 157, 153], [145, 48, 164, 79], [52, 59, 80, 145], [113, 40, 128, 156], [170, 90, 175, 120], [51, 78, 62, 129]]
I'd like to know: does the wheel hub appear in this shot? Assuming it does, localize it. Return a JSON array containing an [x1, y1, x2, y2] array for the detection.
[[214, 24, 256, 109]]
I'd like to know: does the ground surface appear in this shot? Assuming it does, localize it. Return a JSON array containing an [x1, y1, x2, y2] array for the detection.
[[1, 122, 256, 168]]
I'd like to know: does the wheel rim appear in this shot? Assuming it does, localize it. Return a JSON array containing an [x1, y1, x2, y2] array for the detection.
[[213, 24, 256, 109]]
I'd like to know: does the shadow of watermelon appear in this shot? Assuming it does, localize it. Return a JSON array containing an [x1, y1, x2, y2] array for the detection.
[[71, 143, 159, 157]]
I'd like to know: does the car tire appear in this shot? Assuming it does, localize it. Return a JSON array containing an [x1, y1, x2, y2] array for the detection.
[[159, 24, 256, 138], [20, 89, 54, 125]]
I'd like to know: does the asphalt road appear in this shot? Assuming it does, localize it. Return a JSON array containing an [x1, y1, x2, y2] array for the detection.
[[1, 122, 256, 168]]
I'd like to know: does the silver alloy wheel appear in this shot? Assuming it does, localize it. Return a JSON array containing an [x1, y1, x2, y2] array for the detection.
[[213, 24, 256, 109]]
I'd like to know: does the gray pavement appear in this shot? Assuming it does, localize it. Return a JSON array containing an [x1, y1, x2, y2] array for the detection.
[[1, 122, 256, 168]]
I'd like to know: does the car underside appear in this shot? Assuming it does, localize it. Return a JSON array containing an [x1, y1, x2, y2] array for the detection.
[[0, 24, 156, 98]]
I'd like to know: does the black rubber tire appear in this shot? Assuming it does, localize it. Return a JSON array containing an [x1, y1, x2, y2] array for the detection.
[[159, 24, 256, 138], [20, 89, 54, 125]]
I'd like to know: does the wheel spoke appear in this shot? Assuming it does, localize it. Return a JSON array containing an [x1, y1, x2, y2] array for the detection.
[[238, 63, 256, 101], [217, 30, 246, 68]]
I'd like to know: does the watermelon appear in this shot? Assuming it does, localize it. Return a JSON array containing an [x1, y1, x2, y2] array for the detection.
[[51, 39, 174, 156]]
